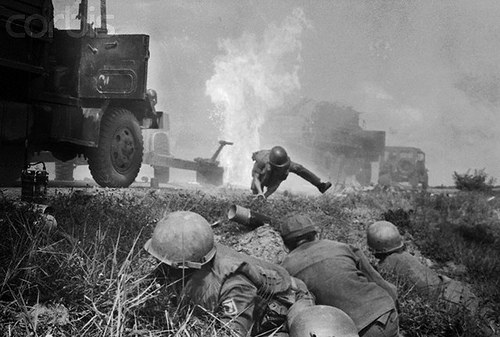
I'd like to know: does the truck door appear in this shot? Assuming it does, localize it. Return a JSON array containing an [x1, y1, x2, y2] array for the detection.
[[78, 34, 149, 99]]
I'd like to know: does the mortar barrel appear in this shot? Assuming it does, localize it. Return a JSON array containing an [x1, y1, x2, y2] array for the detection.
[[227, 204, 274, 229], [228, 205, 251, 225]]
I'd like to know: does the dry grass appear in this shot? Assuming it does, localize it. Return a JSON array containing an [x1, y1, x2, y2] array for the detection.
[[1, 187, 499, 336]]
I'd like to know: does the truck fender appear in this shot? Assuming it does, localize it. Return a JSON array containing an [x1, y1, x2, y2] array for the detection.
[[81, 101, 109, 147]]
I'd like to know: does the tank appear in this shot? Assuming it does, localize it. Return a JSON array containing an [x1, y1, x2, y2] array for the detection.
[[261, 99, 386, 187]]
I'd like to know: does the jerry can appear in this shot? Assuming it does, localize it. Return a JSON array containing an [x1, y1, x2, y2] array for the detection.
[[21, 162, 49, 202]]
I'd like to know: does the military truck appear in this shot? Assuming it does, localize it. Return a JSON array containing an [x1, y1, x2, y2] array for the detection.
[[0, 0, 162, 187], [261, 99, 386, 186], [378, 146, 428, 189]]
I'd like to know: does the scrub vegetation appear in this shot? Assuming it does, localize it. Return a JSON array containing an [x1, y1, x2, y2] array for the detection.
[[1, 186, 499, 336], [453, 169, 496, 192]]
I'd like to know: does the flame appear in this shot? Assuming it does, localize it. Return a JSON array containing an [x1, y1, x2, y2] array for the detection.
[[206, 8, 310, 186]]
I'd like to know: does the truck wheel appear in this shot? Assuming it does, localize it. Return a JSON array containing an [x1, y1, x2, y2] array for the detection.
[[88, 108, 143, 187]]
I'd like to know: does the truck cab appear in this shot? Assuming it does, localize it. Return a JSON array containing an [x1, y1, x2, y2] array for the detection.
[[0, 0, 163, 187]]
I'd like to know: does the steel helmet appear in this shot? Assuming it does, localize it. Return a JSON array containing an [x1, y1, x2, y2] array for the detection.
[[144, 211, 216, 269], [280, 214, 317, 244], [269, 146, 290, 168], [290, 305, 359, 337], [367, 221, 404, 254]]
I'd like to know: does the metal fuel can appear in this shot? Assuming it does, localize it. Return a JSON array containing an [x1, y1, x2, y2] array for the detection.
[[21, 162, 49, 202]]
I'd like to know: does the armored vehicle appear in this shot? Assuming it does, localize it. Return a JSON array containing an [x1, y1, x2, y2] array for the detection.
[[261, 99, 386, 187], [0, 0, 161, 187]]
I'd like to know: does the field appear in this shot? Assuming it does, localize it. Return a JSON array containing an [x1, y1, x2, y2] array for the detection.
[[1, 185, 500, 337]]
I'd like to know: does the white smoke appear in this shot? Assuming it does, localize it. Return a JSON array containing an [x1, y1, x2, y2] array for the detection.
[[205, 8, 310, 186]]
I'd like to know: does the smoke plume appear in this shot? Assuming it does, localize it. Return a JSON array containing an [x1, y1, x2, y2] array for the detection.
[[205, 8, 310, 186]]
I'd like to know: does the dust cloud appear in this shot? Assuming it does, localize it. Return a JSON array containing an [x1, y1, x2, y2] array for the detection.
[[107, 0, 499, 187]]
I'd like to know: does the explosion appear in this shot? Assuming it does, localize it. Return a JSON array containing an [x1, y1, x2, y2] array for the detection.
[[206, 8, 310, 186]]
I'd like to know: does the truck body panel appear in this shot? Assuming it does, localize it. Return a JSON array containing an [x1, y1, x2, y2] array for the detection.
[[78, 34, 149, 99]]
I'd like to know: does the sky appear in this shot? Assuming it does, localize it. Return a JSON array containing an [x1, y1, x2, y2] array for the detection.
[[77, 0, 500, 187]]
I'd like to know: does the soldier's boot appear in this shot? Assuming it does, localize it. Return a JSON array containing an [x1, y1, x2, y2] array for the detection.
[[318, 182, 332, 194]]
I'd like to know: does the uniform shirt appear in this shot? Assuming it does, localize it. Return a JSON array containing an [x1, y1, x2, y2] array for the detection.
[[282, 240, 396, 332], [181, 243, 314, 336], [378, 251, 478, 313], [252, 150, 290, 188], [378, 251, 443, 294], [252, 150, 310, 188]]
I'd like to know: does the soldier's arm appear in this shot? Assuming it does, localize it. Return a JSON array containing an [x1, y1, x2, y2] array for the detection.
[[252, 172, 265, 196], [252, 160, 267, 196], [288, 161, 301, 174], [219, 273, 258, 337], [351, 246, 398, 302], [264, 183, 280, 198]]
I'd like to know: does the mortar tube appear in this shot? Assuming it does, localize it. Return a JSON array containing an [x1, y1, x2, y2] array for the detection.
[[227, 204, 274, 229]]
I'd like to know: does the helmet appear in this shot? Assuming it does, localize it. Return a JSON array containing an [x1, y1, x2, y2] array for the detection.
[[144, 211, 216, 269], [147, 89, 158, 106], [269, 146, 290, 168], [280, 214, 317, 244], [290, 305, 359, 337], [367, 221, 404, 254]]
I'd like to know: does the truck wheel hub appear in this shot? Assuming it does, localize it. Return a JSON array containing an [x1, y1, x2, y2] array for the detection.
[[111, 127, 136, 173]]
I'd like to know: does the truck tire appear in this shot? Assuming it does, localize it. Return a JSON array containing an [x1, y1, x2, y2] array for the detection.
[[88, 108, 143, 187]]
